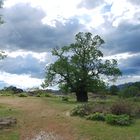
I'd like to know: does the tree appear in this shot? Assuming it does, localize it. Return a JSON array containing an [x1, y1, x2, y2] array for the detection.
[[43, 32, 121, 102], [110, 85, 119, 95], [119, 86, 139, 98]]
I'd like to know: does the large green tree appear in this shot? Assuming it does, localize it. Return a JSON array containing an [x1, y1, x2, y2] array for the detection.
[[43, 32, 121, 102]]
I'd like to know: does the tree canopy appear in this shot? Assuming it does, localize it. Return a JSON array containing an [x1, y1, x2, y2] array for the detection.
[[43, 32, 121, 102]]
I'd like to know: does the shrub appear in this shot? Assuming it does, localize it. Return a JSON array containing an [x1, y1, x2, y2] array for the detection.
[[105, 114, 131, 126], [18, 93, 27, 97], [91, 103, 110, 114], [110, 101, 133, 116], [109, 85, 119, 95], [86, 112, 105, 121], [119, 86, 139, 98], [132, 97, 140, 102], [44, 93, 52, 97], [70, 104, 92, 117], [36, 93, 41, 97], [62, 96, 69, 101]]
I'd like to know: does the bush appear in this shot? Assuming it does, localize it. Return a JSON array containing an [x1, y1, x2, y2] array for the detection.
[[62, 96, 69, 101], [119, 86, 139, 98], [86, 112, 105, 121], [109, 85, 119, 95], [110, 101, 133, 116], [105, 114, 131, 126], [18, 93, 27, 97], [44, 93, 52, 97], [70, 104, 92, 117], [91, 103, 110, 114], [36, 93, 41, 97]]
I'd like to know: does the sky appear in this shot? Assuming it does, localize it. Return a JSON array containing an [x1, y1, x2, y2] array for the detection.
[[0, 0, 140, 89]]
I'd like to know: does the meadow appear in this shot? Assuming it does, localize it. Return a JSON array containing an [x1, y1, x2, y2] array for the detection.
[[0, 93, 140, 140]]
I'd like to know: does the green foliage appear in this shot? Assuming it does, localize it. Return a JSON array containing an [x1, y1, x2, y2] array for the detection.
[[86, 112, 105, 121], [18, 93, 28, 97], [0, 91, 13, 96], [109, 85, 119, 95], [3, 86, 23, 94], [36, 93, 41, 97], [132, 97, 140, 102], [35, 92, 52, 97], [43, 32, 121, 102], [44, 93, 52, 97], [71, 101, 111, 118], [119, 86, 139, 98], [61, 96, 69, 101], [70, 104, 92, 117], [105, 114, 131, 126], [110, 101, 133, 116]]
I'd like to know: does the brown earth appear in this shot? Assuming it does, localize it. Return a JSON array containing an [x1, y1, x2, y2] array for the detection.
[[0, 97, 89, 140]]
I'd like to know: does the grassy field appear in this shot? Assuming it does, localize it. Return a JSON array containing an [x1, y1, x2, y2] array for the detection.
[[0, 95, 140, 140]]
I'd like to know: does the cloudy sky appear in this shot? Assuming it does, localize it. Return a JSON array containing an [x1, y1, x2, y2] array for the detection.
[[0, 0, 140, 89]]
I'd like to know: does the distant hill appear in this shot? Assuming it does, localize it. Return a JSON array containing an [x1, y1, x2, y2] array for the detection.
[[117, 81, 140, 90]]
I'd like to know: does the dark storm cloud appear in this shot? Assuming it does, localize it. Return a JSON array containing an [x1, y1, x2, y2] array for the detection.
[[118, 54, 140, 76], [77, 0, 104, 9], [0, 3, 85, 52], [0, 55, 46, 78], [98, 21, 140, 55]]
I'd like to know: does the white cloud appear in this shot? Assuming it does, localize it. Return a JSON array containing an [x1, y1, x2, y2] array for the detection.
[[0, 71, 43, 89], [103, 52, 139, 61], [2, 0, 140, 87], [116, 75, 140, 85], [4, 0, 140, 28], [5, 50, 52, 62]]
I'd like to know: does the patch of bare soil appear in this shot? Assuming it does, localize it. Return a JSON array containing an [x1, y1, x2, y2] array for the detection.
[[0, 97, 78, 140], [26, 131, 63, 140]]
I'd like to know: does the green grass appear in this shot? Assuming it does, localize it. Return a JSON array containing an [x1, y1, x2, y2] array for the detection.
[[75, 119, 140, 140], [0, 130, 19, 140], [0, 95, 140, 140], [0, 104, 21, 140], [0, 105, 19, 117], [40, 96, 140, 140]]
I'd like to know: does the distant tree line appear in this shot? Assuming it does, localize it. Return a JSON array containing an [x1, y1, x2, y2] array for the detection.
[[109, 81, 140, 98]]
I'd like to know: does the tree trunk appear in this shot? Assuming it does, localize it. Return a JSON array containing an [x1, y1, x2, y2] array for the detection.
[[76, 89, 88, 102]]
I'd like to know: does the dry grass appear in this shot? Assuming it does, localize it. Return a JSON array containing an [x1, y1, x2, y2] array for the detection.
[[0, 96, 80, 140], [1, 96, 140, 140]]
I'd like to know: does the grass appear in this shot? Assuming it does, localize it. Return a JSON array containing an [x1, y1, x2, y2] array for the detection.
[[0, 95, 140, 139], [0, 104, 21, 140]]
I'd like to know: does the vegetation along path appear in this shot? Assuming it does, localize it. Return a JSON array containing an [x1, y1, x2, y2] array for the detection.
[[0, 96, 140, 140]]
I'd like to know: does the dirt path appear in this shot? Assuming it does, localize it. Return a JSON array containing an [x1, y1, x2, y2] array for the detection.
[[0, 97, 82, 140]]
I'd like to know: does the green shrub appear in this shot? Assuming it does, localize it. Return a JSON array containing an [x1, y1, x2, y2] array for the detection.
[[36, 93, 41, 97], [86, 112, 105, 121], [132, 97, 140, 102], [119, 86, 139, 98], [44, 93, 52, 97], [70, 104, 92, 117], [91, 103, 110, 114], [109, 85, 119, 95], [62, 96, 69, 101], [105, 114, 131, 126], [110, 101, 133, 116], [18, 93, 27, 97]]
